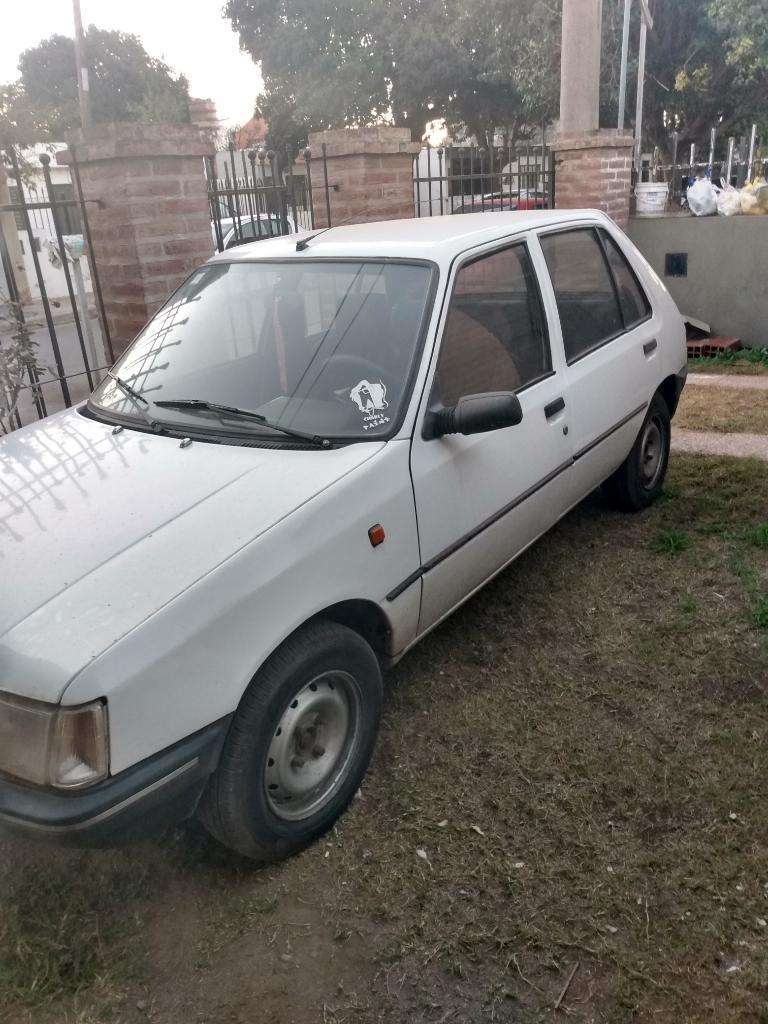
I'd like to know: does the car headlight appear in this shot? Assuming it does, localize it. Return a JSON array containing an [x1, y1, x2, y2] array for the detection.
[[0, 692, 108, 789]]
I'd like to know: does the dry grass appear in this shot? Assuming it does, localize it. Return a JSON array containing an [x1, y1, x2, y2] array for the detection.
[[2, 454, 768, 1024], [676, 383, 768, 434]]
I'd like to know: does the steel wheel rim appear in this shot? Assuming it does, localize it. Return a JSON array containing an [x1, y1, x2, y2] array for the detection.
[[639, 415, 664, 490], [264, 670, 360, 822]]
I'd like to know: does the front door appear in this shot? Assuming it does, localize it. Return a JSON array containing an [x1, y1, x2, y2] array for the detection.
[[410, 237, 573, 634]]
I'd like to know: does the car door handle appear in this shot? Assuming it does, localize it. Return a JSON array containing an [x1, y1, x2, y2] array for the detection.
[[643, 339, 658, 356], [544, 397, 565, 419]]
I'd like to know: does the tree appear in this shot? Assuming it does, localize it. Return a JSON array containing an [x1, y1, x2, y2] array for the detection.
[[11, 27, 190, 138], [226, 0, 767, 154]]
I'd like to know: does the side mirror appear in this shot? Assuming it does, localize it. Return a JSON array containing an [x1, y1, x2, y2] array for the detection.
[[423, 391, 523, 440]]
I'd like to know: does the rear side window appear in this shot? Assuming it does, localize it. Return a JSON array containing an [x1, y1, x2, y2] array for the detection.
[[599, 229, 651, 328], [540, 228, 623, 362], [434, 243, 551, 407]]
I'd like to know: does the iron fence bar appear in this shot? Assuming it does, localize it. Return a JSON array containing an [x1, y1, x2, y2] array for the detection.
[[321, 143, 332, 227], [70, 147, 114, 364], [228, 139, 244, 240], [39, 154, 93, 390], [426, 143, 434, 216], [253, 151, 266, 238], [437, 148, 445, 215], [6, 146, 71, 407], [240, 149, 258, 236], [205, 156, 225, 253], [287, 150, 300, 233], [489, 144, 495, 210], [0, 222, 46, 421]]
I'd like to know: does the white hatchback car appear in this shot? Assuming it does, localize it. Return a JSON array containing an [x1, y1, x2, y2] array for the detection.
[[0, 211, 686, 860]]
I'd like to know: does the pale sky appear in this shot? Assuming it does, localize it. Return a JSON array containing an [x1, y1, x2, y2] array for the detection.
[[1, 0, 263, 127]]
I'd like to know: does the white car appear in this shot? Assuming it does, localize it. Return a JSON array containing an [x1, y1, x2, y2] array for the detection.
[[212, 213, 298, 252], [0, 211, 686, 860]]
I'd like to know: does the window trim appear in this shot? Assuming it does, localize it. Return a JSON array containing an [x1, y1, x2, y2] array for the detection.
[[428, 237, 554, 406], [538, 225, 653, 367]]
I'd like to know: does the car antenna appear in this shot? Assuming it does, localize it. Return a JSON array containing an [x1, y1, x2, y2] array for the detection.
[[295, 209, 373, 252]]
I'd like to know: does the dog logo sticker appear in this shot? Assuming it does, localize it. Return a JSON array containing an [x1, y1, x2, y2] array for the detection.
[[350, 379, 390, 430]]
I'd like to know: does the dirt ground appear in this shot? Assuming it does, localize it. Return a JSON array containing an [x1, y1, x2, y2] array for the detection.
[[2, 453, 768, 1024]]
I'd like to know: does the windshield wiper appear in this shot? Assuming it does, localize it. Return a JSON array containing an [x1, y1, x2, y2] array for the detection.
[[106, 371, 162, 430], [153, 399, 331, 447]]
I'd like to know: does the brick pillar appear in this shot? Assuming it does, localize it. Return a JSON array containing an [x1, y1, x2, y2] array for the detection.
[[58, 123, 215, 355], [550, 130, 634, 228], [308, 127, 420, 228]]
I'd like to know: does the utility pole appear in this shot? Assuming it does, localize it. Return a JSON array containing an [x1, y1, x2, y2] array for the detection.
[[72, 0, 91, 133], [633, 0, 653, 171], [617, 0, 632, 129]]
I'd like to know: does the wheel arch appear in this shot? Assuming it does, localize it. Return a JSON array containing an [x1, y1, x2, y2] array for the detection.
[[304, 599, 393, 664], [658, 373, 681, 418]]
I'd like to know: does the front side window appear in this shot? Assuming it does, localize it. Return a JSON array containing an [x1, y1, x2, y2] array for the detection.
[[540, 228, 624, 363], [434, 243, 551, 407], [89, 260, 435, 441]]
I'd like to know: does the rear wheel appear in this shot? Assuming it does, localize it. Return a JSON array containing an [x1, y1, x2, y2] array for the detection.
[[603, 393, 671, 512], [199, 621, 382, 861]]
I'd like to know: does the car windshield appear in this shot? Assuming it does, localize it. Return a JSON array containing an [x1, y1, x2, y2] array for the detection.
[[89, 260, 435, 441]]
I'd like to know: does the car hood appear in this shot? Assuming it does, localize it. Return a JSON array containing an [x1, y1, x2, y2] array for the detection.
[[0, 409, 382, 701]]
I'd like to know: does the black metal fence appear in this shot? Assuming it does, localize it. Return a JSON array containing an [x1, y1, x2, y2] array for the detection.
[[207, 142, 334, 253], [413, 139, 555, 217], [0, 145, 112, 434], [638, 125, 765, 204]]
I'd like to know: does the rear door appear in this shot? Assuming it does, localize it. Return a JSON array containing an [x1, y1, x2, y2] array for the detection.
[[535, 224, 659, 502], [408, 236, 573, 634]]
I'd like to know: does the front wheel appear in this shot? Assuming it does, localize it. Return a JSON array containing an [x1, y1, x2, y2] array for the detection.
[[199, 621, 383, 861], [603, 393, 671, 512]]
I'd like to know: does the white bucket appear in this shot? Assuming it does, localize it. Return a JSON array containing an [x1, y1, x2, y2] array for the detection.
[[635, 182, 669, 215]]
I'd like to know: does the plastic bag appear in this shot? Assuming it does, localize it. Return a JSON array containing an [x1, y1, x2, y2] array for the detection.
[[739, 178, 768, 215], [716, 182, 741, 216], [686, 177, 718, 216]]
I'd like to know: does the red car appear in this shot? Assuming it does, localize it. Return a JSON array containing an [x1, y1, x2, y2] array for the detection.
[[454, 190, 549, 214]]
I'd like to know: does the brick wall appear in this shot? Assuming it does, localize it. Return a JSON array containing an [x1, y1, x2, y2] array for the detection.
[[308, 127, 420, 228], [59, 124, 215, 355], [550, 131, 634, 228]]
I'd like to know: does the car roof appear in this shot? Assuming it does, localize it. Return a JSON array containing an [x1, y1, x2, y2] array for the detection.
[[208, 209, 612, 266]]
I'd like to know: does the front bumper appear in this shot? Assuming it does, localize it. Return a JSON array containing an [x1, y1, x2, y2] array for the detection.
[[0, 717, 231, 844]]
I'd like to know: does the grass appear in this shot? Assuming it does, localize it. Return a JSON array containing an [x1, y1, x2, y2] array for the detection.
[[676, 383, 768, 435], [2, 454, 768, 1023], [689, 349, 768, 376]]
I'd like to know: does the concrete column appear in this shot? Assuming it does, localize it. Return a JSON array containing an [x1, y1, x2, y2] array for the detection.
[[559, 0, 603, 133], [58, 123, 215, 355], [308, 127, 420, 228], [550, 131, 635, 227]]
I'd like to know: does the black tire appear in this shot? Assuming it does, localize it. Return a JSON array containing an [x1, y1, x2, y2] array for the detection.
[[198, 620, 382, 861], [603, 393, 671, 512]]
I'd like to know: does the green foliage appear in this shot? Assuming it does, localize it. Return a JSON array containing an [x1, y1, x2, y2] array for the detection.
[[650, 528, 691, 555], [0, 296, 46, 434], [9, 26, 190, 138], [226, 0, 768, 151]]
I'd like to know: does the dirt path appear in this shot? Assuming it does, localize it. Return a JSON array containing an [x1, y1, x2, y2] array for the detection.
[[672, 426, 768, 460], [687, 372, 768, 391]]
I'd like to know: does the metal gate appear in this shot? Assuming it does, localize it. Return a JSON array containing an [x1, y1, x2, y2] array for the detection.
[[206, 142, 334, 253], [0, 144, 112, 434], [413, 138, 555, 217]]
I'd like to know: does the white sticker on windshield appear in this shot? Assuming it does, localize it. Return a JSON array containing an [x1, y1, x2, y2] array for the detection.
[[350, 379, 390, 431]]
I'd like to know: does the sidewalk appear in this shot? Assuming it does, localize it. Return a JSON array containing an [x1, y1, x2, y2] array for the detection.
[[22, 295, 97, 326], [672, 427, 768, 462], [688, 372, 768, 391]]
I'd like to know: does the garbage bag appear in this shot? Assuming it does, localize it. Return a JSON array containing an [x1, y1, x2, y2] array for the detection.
[[687, 177, 718, 216], [716, 183, 742, 216], [739, 178, 768, 215]]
